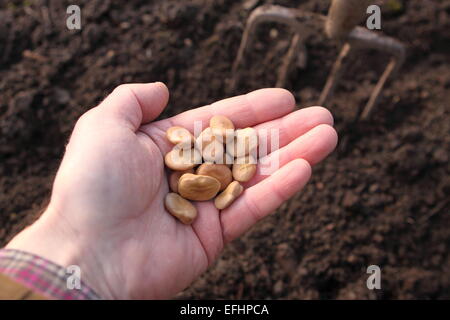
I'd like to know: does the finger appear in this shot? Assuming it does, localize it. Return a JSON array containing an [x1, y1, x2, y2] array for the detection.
[[96, 82, 169, 130], [220, 158, 312, 243], [254, 106, 334, 153], [191, 201, 224, 265], [170, 88, 295, 130], [143, 88, 295, 151], [247, 124, 338, 187]]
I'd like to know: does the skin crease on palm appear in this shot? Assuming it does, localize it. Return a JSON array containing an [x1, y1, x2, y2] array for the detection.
[[6, 82, 338, 299]]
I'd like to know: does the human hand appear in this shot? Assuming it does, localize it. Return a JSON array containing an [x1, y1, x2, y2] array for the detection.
[[6, 83, 337, 299]]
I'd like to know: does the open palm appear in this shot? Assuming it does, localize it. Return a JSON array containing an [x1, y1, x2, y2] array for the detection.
[[8, 83, 337, 299]]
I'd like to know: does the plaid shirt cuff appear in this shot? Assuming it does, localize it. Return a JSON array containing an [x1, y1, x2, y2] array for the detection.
[[0, 249, 101, 300]]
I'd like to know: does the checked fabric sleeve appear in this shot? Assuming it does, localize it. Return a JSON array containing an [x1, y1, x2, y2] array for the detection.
[[0, 249, 101, 300]]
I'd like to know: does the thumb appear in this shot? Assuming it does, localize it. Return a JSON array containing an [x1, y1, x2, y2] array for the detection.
[[96, 82, 170, 130]]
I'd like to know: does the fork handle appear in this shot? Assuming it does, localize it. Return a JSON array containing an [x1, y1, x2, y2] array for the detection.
[[325, 0, 373, 40]]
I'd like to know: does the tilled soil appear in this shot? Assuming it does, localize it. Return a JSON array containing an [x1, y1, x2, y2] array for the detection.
[[0, 0, 449, 299]]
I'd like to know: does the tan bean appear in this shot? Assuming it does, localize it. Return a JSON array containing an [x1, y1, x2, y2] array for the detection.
[[214, 181, 244, 210], [165, 147, 202, 171], [210, 115, 235, 143], [178, 173, 221, 201], [169, 168, 194, 193], [196, 127, 218, 148], [235, 154, 257, 165], [220, 152, 234, 167], [164, 193, 197, 225], [196, 163, 232, 191], [204, 152, 233, 166], [202, 139, 224, 163], [227, 127, 258, 158], [232, 156, 257, 182], [166, 126, 194, 148], [210, 115, 234, 131]]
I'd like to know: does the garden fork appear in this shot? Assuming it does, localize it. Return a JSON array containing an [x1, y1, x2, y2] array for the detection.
[[231, 0, 406, 120]]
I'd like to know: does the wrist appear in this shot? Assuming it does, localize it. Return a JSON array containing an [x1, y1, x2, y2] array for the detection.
[[5, 207, 112, 299], [6, 207, 81, 267]]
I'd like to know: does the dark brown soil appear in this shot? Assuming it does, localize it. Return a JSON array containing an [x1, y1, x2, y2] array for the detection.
[[1, 0, 449, 299]]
